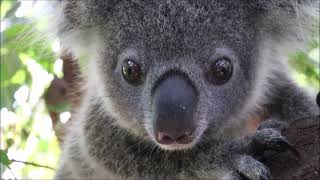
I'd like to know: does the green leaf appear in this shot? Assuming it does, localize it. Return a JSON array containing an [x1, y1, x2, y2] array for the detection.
[[1, 163, 8, 177], [11, 69, 26, 84], [37, 139, 49, 152], [21, 127, 31, 143], [1, 1, 13, 18], [4, 1, 20, 19], [2, 23, 57, 73], [0, 149, 11, 176], [1, 84, 19, 110], [1, 53, 21, 83], [47, 102, 70, 113], [6, 139, 14, 150], [0, 150, 11, 167]]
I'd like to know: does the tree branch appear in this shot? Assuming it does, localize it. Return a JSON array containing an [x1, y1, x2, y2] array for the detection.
[[7, 166, 17, 180], [10, 159, 54, 171], [265, 115, 320, 179]]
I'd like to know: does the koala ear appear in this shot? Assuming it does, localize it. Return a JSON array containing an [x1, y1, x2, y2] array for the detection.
[[50, 0, 123, 59], [249, 0, 318, 54], [86, 0, 124, 17], [248, 0, 316, 10], [61, 0, 121, 30]]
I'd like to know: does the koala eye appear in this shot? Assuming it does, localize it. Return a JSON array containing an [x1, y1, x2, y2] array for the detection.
[[122, 59, 143, 85], [206, 58, 233, 85]]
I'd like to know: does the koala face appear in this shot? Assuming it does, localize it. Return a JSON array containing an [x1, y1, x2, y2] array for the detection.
[[83, 1, 262, 151], [59, 1, 306, 150]]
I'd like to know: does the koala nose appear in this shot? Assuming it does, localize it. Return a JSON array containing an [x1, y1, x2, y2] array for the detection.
[[152, 74, 198, 145]]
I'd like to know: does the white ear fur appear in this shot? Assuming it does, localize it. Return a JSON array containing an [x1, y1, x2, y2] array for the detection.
[[260, 1, 319, 55]]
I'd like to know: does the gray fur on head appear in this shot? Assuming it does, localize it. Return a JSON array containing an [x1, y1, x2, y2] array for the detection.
[[55, 0, 318, 56], [51, 0, 319, 179]]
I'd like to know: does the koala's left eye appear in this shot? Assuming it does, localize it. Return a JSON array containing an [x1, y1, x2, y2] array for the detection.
[[122, 60, 143, 85], [206, 58, 233, 85]]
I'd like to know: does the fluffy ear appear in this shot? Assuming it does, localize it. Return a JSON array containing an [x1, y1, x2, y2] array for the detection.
[[248, 0, 317, 10], [41, 1, 111, 61], [249, 0, 318, 53], [56, 0, 122, 35], [47, 0, 122, 59]]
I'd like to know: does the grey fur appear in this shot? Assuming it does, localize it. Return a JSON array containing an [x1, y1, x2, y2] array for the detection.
[[50, 0, 319, 179]]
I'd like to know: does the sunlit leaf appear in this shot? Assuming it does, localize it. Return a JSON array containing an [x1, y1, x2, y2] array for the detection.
[[308, 48, 320, 64], [37, 139, 49, 152], [1, 1, 13, 18], [1, 0, 20, 19], [11, 69, 26, 84], [0, 48, 9, 55], [3, 23, 56, 73]]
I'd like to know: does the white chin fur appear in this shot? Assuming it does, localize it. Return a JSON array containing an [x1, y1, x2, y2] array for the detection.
[[156, 142, 197, 151]]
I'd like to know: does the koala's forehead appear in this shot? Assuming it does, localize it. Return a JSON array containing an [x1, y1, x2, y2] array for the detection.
[[65, 1, 257, 55], [113, 2, 254, 53]]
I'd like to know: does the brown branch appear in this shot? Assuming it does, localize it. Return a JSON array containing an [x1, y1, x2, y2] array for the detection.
[[7, 166, 17, 180], [265, 115, 320, 180], [10, 159, 54, 171]]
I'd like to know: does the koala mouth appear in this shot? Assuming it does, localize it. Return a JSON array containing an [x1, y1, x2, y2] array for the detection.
[[153, 130, 199, 150], [157, 141, 197, 151], [149, 72, 199, 151]]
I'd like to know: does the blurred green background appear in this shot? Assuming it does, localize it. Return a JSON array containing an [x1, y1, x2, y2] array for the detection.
[[0, 0, 319, 179]]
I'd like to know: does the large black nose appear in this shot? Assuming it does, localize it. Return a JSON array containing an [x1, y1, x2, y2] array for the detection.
[[152, 74, 198, 145]]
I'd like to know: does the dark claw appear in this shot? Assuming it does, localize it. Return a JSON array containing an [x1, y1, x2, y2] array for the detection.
[[257, 119, 288, 132], [259, 174, 270, 180], [250, 128, 300, 159], [239, 173, 271, 180], [235, 155, 271, 180]]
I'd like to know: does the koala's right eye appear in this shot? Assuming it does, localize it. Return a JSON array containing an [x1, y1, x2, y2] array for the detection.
[[122, 59, 143, 85], [206, 58, 233, 85]]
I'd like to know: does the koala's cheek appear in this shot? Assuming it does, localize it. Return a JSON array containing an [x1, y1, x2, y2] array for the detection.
[[100, 95, 143, 135]]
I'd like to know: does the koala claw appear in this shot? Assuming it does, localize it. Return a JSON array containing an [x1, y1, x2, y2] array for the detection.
[[257, 119, 288, 132], [234, 155, 271, 180], [227, 127, 299, 180], [250, 128, 300, 158]]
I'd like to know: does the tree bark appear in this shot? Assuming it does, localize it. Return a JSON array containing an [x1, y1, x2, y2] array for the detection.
[[264, 115, 320, 180], [45, 50, 82, 145]]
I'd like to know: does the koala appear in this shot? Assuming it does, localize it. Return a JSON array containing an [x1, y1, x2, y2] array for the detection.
[[48, 0, 319, 179]]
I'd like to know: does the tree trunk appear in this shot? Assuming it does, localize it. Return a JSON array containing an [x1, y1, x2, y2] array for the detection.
[[264, 116, 320, 180]]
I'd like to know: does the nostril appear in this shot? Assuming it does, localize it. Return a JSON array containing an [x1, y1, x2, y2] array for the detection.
[[176, 132, 194, 144], [156, 132, 174, 145], [156, 131, 195, 145]]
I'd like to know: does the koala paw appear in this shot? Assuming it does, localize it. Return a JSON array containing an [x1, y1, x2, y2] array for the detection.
[[227, 128, 299, 180], [257, 119, 288, 132], [250, 128, 299, 157], [234, 155, 271, 180]]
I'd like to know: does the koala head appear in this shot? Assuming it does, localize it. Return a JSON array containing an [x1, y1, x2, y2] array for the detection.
[[56, 0, 316, 150]]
